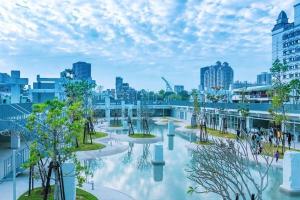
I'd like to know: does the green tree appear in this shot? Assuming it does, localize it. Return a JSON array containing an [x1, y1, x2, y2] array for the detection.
[[26, 99, 85, 200], [64, 81, 96, 145], [158, 89, 165, 100], [269, 59, 290, 153]]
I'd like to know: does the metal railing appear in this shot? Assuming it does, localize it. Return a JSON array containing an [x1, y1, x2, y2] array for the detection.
[[1, 146, 29, 181]]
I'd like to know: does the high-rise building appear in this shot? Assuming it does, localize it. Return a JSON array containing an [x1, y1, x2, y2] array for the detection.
[[201, 61, 234, 91], [115, 77, 123, 99], [72, 61, 92, 80], [199, 67, 209, 91], [115, 76, 137, 102], [272, 1, 300, 81], [257, 72, 272, 85], [174, 85, 184, 94]]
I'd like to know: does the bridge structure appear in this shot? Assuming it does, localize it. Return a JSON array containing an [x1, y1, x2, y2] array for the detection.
[[2, 99, 300, 182], [94, 98, 300, 142]]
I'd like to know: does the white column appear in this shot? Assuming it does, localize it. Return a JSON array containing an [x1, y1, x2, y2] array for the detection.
[[137, 101, 141, 119], [105, 96, 110, 122], [280, 151, 300, 193], [152, 144, 165, 165], [246, 117, 252, 132], [121, 100, 125, 120], [62, 163, 76, 200], [168, 120, 175, 136], [10, 133, 20, 149], [128, 105, 133, 119]]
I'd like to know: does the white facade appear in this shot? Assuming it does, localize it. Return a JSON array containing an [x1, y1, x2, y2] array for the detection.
[[272, 2, 300, 81]]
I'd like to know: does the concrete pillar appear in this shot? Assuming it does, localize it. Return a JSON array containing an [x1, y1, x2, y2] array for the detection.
[[246, 117, 252, 132], [167, 120, 175, 136], [137, 101, 141, 119], [168, 135, 174, 150], [152, 144, 165, 165], [105, 96, 110, 122], [11, 85, 20, 104], [153, 165, 164, 182], [121, 100, 125, 120], [10, 133, 20, 149], [128, 105, 133, 119], [218, 114, 222, 130], [62, 163, 76, 200], [280, 151, 300, 193], [281, 122, 286, 132]]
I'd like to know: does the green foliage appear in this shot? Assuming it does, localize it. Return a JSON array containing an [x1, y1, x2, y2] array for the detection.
[[268, 59, 295, 126], [192, 92, 200, 114], [26, 99, 87, 186], [238, 107, 249, 118], [64, 81, 96, 104]]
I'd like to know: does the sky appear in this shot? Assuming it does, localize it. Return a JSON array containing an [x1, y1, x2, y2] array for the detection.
[[0, 0, 297, 91]]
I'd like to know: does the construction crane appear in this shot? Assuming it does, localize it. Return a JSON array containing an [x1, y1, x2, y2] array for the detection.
[[161, 77, 173, 92]]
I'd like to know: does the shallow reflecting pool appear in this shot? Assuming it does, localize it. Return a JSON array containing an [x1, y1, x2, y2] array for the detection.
[[86, 123, 300, 200]]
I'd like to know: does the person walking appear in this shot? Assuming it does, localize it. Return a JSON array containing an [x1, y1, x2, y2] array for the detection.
[[288, 133, 292, 150], [236, 129, 240, 140], [269, 134, 273, 146], [275, 150, 280, 162]]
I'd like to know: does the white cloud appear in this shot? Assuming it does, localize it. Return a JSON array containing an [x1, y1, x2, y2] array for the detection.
[[0, 0, 298, 82]]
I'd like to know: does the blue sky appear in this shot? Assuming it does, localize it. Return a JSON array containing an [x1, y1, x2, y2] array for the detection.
[[0, 0, 297, 91]]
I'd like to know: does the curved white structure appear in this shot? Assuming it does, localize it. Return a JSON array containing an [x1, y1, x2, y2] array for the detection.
[[280, 151, 300, 194]]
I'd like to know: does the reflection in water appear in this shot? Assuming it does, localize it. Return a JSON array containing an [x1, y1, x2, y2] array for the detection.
[[123, 142, 134, 164], [87, 123, 298, 200], [137, 144, 152, 170], [190, 132, 197, 143], [153, 164, 164, 182], [168, 135, 174, 150], [84, 159, 104, 181]]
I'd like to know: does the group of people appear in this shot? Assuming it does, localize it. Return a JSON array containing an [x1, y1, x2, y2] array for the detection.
[[268, 127, 293, 150], [236, 127, 295, 162]]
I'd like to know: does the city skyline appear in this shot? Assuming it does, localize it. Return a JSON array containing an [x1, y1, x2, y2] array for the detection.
[[0, 0, 297, 90]]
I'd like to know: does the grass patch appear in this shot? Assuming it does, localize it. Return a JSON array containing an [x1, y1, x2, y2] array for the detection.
[[195, 140, 213, 145], [92, 132, 108, 139], [129, 133, 156, 138], [18, 187, 98, 200], [207, 128, 237, 139], [74, 143, 105, 152], [262, 144, 300, 159], [186, 126, 237, 139]]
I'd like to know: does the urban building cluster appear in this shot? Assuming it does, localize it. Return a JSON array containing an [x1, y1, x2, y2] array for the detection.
[[0, 61, 94, 104]]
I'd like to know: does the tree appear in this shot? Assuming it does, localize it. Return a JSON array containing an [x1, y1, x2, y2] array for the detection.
[[26, 99, 85, 200], [268, 59, 290, 153], [64, 80, 96, 145], [158, 89, 165, 101], [187, 138, 273, 200]]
